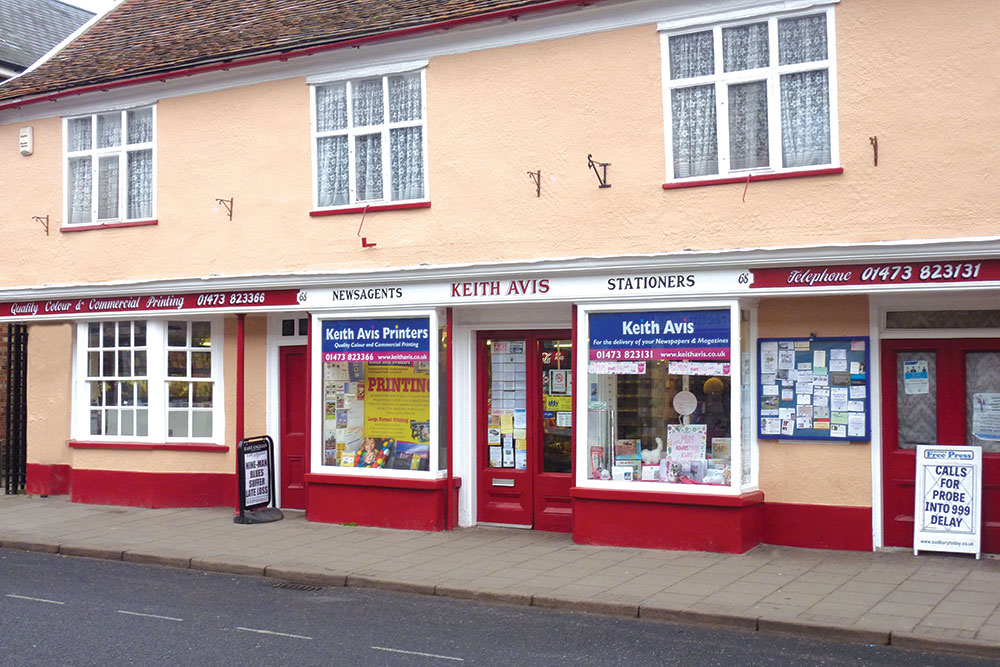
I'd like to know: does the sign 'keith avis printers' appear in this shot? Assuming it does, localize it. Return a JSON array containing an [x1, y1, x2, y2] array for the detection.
[[323, 317, 430, 362]]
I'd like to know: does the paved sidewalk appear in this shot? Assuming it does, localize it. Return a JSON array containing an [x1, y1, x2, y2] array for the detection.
[[1, 495, 999, 658]]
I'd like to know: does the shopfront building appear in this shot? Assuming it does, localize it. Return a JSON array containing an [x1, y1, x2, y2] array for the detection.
[[7, 246, 1000, 554]]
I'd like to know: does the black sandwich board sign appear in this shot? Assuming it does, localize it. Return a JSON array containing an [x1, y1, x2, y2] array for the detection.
[[235, 435, 283, 524]]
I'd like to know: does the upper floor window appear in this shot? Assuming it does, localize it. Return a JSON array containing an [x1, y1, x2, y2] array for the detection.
[[312, 70, 426, 209], [661, 8, 836, 181], [65, 106, 155, 225]]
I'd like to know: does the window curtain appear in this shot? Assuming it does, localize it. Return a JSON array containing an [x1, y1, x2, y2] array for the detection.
[[390, 127, 423, 200], [127, 150, 153, 218], [68, 157, 92, 223], [127, 108, 153, 144], [778, 14, 828, 65], [317, 136, 349, 206], [780, 70, 830, 168], [316, 84, 347, 132], [728, 81, 769, 170], [388, 73, 421, 122], [352, 79, 383, 127], [68, 117, 92, 151], [723, 22, 768, 72], [355, 134, 383, 201], [97, 113, 121, 148], [669, 31, 714, 79], [672, 85, 718, 178], [97, 156, 119, 219]]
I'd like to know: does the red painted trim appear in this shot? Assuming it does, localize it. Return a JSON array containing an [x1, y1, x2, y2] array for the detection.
[[60, 219, 158, 232], [309, 201, 431, 217], [1, 0, 604, 112], [71, 468, 235, 507], [68, 439, 228, 452], [571, 486, 764, 507], [763, 502, 873, 551], [662, 167, 843, 190], [26, 463, 72, 495], [305, 313, 312, 480], [305, 472, 460, 491], [570, 304, 577, 533], [236, 314, 245, 445], [307, 478, 458, 530], [573, 493, 762, 553], [445, 307, 454, 530]]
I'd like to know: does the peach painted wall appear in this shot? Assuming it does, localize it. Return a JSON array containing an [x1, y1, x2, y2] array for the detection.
[[756, 295, 871, 507], [1, 0, 998, 290], [25, 324, 73, 466]]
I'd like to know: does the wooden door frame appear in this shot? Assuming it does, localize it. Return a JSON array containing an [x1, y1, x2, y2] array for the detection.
[[279, 344, 309, 510], [475, 329, 572, 529], [881, 337, 1000, 548]]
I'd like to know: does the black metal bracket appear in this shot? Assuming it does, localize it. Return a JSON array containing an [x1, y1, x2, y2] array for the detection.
[[587, 154, 611, 188], [215, 197, 234, 220], [32, 215, 49, 236], [527, 169, 541, 197], [869, 136, 878, 167]]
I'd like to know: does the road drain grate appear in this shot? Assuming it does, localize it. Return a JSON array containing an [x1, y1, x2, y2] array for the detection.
[[272, 581, 323, 592]]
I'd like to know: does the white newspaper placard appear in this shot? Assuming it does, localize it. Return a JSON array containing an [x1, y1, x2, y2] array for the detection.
[[244, 448, 271, 507], [914, 445, 981, 558]]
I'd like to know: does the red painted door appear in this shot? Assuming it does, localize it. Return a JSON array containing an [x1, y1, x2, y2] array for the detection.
[[279, 345, 308, 509], [476, 331, 573, 531], [882, 338, 1000, 552]]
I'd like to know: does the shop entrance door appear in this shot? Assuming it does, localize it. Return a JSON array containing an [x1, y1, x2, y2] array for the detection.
[[476, 331, 573, 532], [882, 338, 1000, 552], [279, 345, 308, 509]]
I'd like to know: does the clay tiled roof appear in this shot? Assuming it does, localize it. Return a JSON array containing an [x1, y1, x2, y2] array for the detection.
[[0, 0, 585, 104]]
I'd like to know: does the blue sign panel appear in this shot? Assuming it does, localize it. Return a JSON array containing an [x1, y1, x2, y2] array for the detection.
[[589, 309, 730, 361], [322, 317, 430, 362]]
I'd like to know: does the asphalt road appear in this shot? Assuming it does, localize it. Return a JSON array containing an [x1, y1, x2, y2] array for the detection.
[[0, 548, 987, 666]]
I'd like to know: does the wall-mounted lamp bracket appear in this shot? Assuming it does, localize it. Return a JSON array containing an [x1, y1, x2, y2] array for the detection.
[[527, 169, 541, 197], [358, 205, 376, 248], [32, 215, 49, 236], [869, 136, 878, 167], [587, 154, 611, 188], [215, 197, 234, 220]]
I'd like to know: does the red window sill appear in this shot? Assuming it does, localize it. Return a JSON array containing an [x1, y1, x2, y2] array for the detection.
[[662, 167, 843, 190], [68, 439, 228, 453], [309, 201, 430, 217], [61, 219, 158, 232]]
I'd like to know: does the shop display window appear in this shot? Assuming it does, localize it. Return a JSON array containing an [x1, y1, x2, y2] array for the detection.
[[319, 316, 437, 473], [584, 307, 738, 487]]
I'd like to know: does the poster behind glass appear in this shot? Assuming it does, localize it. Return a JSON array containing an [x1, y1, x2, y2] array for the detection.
[[321, 317, 432, 471]]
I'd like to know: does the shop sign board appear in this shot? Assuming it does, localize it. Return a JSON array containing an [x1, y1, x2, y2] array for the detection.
[[322, 317, 430, 362], [0, 289, 300, 321], [302, 269, 752, 309], [913, 445, 981, 558], [752, 259, 1000, 290], [588, 309, 730, 362]]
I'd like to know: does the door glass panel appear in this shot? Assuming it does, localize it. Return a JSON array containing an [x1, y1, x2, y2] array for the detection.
[[966, 351, 1000, 453], [486, 339, 527, 469], [896, 351, 936, 449], [541, 339, 572, 473]]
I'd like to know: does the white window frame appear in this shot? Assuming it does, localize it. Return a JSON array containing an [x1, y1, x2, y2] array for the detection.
[[574, 300, 747, 496], [310, 69, 429, 210], [660, 3, 839, 183], [72, 318, 224, 443], [62, 105, 157, 226]]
